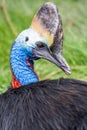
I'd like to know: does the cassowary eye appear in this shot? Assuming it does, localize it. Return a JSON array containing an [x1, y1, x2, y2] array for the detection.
[[25, 37, 29, 42], [36, 42, 46, 49]]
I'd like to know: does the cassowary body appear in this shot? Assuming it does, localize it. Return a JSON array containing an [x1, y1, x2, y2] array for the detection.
[[0, 79, 87, 130], [0, 2, 87, 130]]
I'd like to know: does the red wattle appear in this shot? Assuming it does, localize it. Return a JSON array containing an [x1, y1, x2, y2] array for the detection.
[[12, 73, 21, 89]]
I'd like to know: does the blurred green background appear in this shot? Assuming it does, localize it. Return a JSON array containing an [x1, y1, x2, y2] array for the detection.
[[0, 0, 87, 93]]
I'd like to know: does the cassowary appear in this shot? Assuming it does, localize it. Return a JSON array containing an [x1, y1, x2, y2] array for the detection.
[[0, 2, 87, 130]]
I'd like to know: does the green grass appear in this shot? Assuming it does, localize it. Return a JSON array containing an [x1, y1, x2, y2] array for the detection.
[[0, 0, 87, 93]]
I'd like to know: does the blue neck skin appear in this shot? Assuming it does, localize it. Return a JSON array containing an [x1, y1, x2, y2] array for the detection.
[[10, 42, 38, 86]]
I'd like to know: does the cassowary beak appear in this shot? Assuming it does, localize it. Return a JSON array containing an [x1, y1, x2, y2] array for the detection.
[[33, 44, 71, 75]]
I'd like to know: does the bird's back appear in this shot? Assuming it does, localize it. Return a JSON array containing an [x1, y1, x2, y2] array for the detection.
[[0, 78, 87, 130]]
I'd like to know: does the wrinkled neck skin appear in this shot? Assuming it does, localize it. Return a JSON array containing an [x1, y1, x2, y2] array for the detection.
[[10, 42, 38, 88]]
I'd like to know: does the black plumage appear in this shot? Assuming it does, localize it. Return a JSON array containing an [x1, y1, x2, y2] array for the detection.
[[0, 78, 87, 130]]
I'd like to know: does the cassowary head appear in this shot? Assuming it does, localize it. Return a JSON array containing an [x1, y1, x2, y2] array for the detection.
[[31, 2, 71, 74], [10, 2, 71, 88]]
